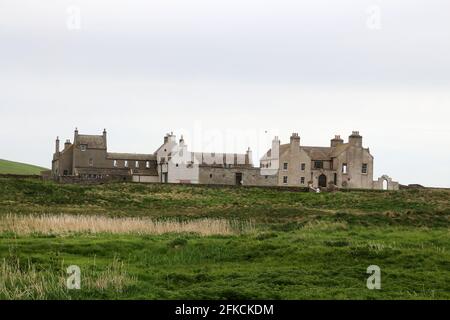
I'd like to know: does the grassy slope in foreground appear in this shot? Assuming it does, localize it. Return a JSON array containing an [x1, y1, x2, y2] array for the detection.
[[0, 159, 48, 175], [0, 178, 448, 299]]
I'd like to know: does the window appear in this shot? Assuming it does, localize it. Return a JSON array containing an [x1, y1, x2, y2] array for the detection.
[[176, 163, 179, 167], [314, 161, 323, 169], [301, 163, 306, 171], [146, 161, 150, 168], [124, 160, 128, 167], [89, 158, 93, 166], [362, 163, 368, 174], [265, 175, 268, 179], [283, 162, 288, 170], [63, 170, 68, 176], [113, 160, 117, 167], [135, 161, 139, 168], [300, 177, 305, 184], [80, 145, 87, 151], [283, 176, 288, 184], [210, 174, 213, 178], [342, 163, 348, 174]]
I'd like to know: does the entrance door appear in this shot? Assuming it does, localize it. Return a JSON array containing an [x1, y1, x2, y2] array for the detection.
[[318, 174, 327, 188], [235, 172, 243, 185]]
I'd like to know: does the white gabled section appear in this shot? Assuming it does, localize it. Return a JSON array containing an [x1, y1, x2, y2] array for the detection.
[[260, 136, 280, 176]]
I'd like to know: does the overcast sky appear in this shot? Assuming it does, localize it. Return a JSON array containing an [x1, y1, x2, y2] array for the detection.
[[1, 0, 449, 187]]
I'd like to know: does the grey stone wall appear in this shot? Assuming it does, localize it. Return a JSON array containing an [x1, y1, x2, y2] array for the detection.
[[198, 166, 278, 186]]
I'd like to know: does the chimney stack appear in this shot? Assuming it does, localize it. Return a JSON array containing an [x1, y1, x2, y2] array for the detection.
[[55, 136, 60, 153], [64, 139, 71, 150], [246, 147, 253, 165], [290, 133, 300, 145], [331, 135, 344, 147], [74, 127, 79, 144], [103, 128, 107, 148], [348, 131, 363, 147]]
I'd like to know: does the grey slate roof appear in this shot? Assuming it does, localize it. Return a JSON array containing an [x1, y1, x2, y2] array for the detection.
[[77, 135, 106, 149], [107, 153, 157, 161]]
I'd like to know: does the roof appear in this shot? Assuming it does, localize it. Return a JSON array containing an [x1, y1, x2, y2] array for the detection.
[[107, 153, 156, 161], [330, 143, 350, 157], [301, 146, 332, 160], [261, 143, 352, 161], [77, 135, 106, 149]]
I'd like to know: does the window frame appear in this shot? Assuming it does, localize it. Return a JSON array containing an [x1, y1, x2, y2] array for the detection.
[[362, 163, 368, 174], [342, 163, 348, 174], [314, 161, 323, 169]]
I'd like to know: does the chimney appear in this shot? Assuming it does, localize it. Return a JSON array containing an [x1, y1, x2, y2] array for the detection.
[[103, 128, 107, 148], [348, 131, 363, 147], [74, 127, 79, 144], [55, 136, 60, 153], [331, 135, 344, 147], [64, 139, 71, 150], [290, 133, 300, 156], [290, 132, 300, 146], [271, 136, 280, 158], [246, 147, 253, 165]]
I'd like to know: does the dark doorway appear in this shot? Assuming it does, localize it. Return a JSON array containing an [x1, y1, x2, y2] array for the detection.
[[318, 174, 327, 188], [162, 173, 168, 183], [334, 173, 337, 185], [235, 172, 243, 185]]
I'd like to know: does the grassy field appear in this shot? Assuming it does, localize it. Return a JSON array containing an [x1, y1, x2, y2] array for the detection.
[[0, 177, 449, 299], [0, 159, 48, 175]]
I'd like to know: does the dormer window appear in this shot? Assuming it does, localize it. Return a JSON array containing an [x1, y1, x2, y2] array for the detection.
[[80, 144, 87, 151]]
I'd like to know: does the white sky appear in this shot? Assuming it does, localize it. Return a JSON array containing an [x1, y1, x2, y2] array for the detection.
[[0, 0, 449, 187]]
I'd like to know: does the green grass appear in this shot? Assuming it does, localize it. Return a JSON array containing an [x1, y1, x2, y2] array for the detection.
[[0, 159, 48, 175], [0, 177, 448, 299]]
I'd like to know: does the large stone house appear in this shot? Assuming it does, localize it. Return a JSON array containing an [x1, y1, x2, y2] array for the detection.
[[52, 128, 158, 183], [52, 129, 261, 185], [51, 129, 398, 190], [260, 131, 378, 189]]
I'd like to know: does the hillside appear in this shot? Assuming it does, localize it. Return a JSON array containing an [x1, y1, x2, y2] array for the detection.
[[0, 159, 48, 175], [0, 177, 448, 299]]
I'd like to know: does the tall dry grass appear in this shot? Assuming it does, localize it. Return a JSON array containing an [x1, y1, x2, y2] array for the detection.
[[0, 257, 134, 299], [0, 214, 254, 236]]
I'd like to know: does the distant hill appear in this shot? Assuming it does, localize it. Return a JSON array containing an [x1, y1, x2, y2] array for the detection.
[[0, 159, 49, 175]]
